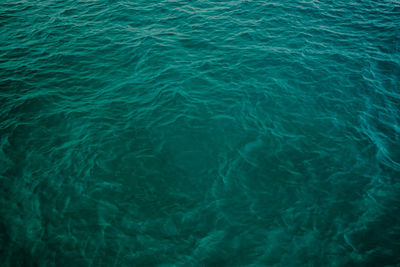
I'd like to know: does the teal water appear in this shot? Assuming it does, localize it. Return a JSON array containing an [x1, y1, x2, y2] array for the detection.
[[1, 0, 400, 266]]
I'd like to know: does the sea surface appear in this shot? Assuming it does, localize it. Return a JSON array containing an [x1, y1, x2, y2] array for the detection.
[[1, 0, 400, 266]]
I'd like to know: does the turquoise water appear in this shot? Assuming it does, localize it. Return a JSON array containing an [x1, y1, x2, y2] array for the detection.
[[1, 0, 400, 266]]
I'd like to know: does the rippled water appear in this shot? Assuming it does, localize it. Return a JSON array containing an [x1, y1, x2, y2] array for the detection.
[[1, 0, 400, 266]]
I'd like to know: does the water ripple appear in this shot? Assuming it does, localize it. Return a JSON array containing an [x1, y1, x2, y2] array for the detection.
[[1, 0, 400, 265]]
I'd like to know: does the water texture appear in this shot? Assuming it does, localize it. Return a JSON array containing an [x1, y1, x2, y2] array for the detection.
[[1, 0, 400, 266]]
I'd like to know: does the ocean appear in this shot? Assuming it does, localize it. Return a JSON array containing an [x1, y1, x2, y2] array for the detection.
[[1, 0, 400, 266]]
